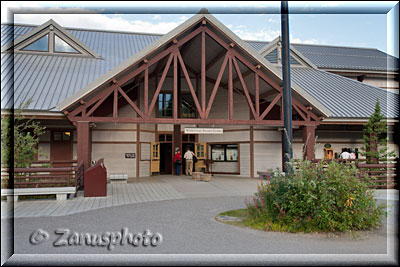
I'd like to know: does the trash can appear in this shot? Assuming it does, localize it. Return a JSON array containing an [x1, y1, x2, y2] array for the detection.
[[84, 158, 107, 197]]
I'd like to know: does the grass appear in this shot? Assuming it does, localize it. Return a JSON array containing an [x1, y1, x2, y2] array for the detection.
[[216, 209, 379, 239]]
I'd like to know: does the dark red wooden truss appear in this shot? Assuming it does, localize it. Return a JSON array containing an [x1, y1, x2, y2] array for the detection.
[[65, 20, 321, 127]]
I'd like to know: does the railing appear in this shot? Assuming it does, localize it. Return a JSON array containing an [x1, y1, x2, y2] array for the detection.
[[12, 167, 75, 188], [356, 163, 397, 189], [31, 160, 78, 168], [75, 161, 84, 196], [265, 158, 398, 189]]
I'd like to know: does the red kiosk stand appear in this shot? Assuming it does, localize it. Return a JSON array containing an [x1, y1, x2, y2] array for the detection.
[[84, 158, 107, 197]]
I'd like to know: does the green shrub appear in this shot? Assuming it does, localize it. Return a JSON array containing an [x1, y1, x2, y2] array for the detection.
[[246, 160, 386, 233]]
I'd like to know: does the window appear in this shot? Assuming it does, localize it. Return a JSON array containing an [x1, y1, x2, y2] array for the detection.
[[158, 93, 173, 117], [211, 144, 238, 162], [158, 134, 172, 142], [22, 34, 49, 52], [157, 92, 198, 118], [54, 34, 79, 53], [53, 131, 71, 142]]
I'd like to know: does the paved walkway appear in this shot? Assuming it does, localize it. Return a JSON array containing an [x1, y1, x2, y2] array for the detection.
[[1, 175, 397, 219], [1, 179, 186, 218]]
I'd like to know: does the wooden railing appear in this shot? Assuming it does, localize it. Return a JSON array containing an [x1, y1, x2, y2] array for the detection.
[[263, 158, 398, 189], [31, 160, 78, 168], [12, 167, 75, 188], [75, 161, 84, 195], [356, 163, 397, 189]]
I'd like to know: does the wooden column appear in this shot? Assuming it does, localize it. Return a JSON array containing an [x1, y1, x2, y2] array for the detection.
[[77, 121, 91, 171], [302, 125, 316, 160], [250, 126, 254, 178], [136, 124, 140, 178], [173, 124, 181, 174], [228, 55, 233, 120]]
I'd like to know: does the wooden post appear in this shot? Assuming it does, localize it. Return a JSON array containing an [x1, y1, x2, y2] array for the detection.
[[201, 30, 206, 113], [173, 52, 178, 119], [173, 125, 181, 175], [228, 55, 233, 120], [136, 124, 140, 178], [77, 121, 91, 171], [302, 125, 316, 160], [250, 126, 254, 178]]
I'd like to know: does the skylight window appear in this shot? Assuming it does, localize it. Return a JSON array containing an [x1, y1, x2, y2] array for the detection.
[[54, 34, 79, 53], [22, 34, 49, 52]]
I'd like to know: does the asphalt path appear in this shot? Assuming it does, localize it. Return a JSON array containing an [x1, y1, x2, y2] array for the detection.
[[1, 196, 398, 265]]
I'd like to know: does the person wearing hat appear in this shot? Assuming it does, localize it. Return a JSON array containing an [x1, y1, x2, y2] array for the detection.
[[174, 148, 182, 175]]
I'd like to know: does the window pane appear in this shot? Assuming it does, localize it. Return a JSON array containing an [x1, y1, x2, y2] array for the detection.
[[166, 134, 172, 141], [159, 134, 165, 141], [53, 132, 62, 141], [211, 145, 225, 161], [189, 135, 195, 142], [22, 34, 49, 51], [54, 35, 79, 53], [226, 145, 238, 161]]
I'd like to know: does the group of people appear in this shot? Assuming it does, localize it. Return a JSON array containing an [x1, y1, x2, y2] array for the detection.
[[339, 148, 357, 160], [173, 147, 195, 176]]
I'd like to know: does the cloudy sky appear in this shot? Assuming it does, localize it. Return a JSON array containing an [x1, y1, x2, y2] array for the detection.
[[2, 1, 398, 56]]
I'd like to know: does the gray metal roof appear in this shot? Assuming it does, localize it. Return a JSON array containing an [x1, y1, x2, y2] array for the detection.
[[286, 66, 399, 118], [1, 24, 160, 111], [1, 23, 398, 119]]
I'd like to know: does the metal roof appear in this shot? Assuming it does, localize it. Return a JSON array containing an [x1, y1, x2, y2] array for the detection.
[[286, 66, 399, 118], [1, 22, 398, 119]]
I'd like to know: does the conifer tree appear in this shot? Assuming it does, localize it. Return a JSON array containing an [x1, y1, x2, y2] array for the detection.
[[360, 99, 396, 163]]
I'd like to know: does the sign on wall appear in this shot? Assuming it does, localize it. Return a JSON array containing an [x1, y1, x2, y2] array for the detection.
[[125, 153, 136, 159], [184, 128, 223, 134]]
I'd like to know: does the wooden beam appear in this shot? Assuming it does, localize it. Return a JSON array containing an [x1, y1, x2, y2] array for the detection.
[[259, 92, 282, 120], [117, 86, 145, 118], [232, 56, 257, 119], [113, 87, 118, 118], [70, 116, 319, 126], [144, 67, 148, 116], [205, 52, 229, 118], [173, 52, 178, 119], [255, 73, 259, 117], [85, 86, 116, 117], [228, 55, 233, 120], [148, 53, 174, 116], [201, 30, 206, 113], [177, 49, 204, 118]]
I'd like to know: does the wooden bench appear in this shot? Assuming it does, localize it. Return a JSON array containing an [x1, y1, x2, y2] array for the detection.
[[1, 187, 76, 202], [109, 173, 128, 183]]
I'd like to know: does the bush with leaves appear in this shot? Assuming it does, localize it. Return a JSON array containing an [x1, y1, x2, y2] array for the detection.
[[246, 160, 386, 233], [1, 99, 46, 168]]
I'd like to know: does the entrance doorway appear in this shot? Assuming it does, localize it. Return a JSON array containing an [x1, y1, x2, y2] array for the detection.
[[160, 143, 173, 174], [158, 133, 173, 174], [50, 130, 73, 167]]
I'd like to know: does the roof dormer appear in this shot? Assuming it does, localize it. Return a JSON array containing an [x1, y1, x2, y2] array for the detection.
[[259, 36, 317, 69], [2, 19, 101, 58]]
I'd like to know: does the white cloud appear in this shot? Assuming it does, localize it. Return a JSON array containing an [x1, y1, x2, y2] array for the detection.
[[12, 13, 184, 34], [290, 36, 325, 45], [232, 28, 280, 41], [152, 15, 161, 20]]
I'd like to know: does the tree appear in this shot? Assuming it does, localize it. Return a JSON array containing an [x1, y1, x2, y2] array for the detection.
[[360, 99, 396, 163], [1, 99, 46, 168]]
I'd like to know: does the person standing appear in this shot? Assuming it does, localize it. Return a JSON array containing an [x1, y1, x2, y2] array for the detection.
[[183, 147, 195, 176], [174, 148, 181, 175]]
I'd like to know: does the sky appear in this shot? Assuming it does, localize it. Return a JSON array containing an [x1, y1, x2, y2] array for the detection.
[[1, 1, 399, 57]]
